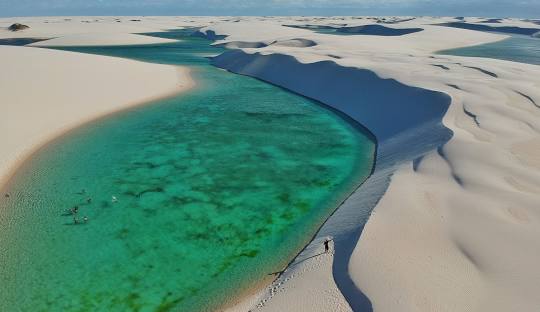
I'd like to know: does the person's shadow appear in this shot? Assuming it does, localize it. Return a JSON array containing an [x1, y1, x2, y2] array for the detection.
[[268, 252, 326, 276]]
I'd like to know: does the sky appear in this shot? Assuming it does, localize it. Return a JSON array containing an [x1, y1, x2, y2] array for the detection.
[[1, 0, 539, 18]]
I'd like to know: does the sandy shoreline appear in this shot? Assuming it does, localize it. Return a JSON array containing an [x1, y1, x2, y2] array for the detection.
[[0, 66, 194, 192], [0, 43, 194, 190]]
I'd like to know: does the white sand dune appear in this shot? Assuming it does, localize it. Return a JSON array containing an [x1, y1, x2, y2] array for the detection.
[[0, 16, 197, 187], [29, 33, 177, 46], [1, 16, 540, 312], [206, 17, 540, 312], [0, 15, 225, 46], [270, 38, 317, 48], [0, 45, 192, 188]]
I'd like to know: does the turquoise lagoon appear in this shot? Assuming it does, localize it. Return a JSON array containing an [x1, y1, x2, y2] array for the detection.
[[0, 30, 375, 311], [438, 35, 540, 65]]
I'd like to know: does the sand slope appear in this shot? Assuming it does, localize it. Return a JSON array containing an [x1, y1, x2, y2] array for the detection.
[[206, 17, 540, 312], [29, 33, 177, 46], [0, 16, 187, 46], [0, 45, 192, 187]]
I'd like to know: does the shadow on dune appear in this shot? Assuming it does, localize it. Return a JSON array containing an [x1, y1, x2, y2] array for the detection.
[[0, 38, 48, 46], [284, 24, 423, 36], [212, 51, 453, 311], [436, 22, 540, 36], [193, 29, 228, 40], [214, 38, 317, 50], [214, 41, 268, 49], [479, 18, 502, 23], [213, 51, 450, 142], [336, 25, 422, 36], [271, 38, 317, 47]]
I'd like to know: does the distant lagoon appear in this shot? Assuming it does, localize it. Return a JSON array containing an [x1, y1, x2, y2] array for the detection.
[[438, 35, 540, 65], [284, 24, 423, 36]]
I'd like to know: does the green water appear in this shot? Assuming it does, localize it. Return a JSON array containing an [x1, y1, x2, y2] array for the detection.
[[438, 35, 540, 65], [284, 25, 350, 35], [0, 30, 375, 311]]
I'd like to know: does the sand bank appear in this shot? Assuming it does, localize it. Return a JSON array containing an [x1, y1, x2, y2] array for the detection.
[[0, 45, 193, 189], [29, 33, 177, 46], [0, 16, 188, 46]]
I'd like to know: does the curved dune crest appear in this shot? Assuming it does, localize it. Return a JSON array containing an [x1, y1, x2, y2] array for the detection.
[[0, 45, 192, 187], [270, 38, 317, 47], [213, 50, 453, 312], [438, 22, 540, 36], [214, 38, 317, 50], [29, 33, 177, 46], [213, 50, 450, 142], [284, 24, 423, 36], [336, 24, 423, 36], [210, 17, 540, 312]]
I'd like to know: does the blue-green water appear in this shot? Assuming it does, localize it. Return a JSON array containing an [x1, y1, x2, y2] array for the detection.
[[284, 24, 422, 36], [0, 30, 375, 311], [284, 24, 343, 35], [0, 38, 47, 46], [438, 35, 540, 65]]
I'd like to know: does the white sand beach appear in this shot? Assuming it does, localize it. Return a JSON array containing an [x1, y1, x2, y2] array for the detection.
[[0, 19, 194, 187], [1, 16, 540, 312]]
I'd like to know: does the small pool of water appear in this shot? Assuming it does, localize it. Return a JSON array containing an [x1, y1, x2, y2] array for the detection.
[[0, 30, 375, 311], [284, 24, 422, 36], [0, 37, 48, 46], [438, 35, 540, 65]]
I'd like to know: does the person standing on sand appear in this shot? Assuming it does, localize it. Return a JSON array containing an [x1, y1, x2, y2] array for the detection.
[[324, 238, 332, 253]]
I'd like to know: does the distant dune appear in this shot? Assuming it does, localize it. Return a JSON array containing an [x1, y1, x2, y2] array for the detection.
[[439, 21, 540, 36], [30, 33, 177, 46]]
